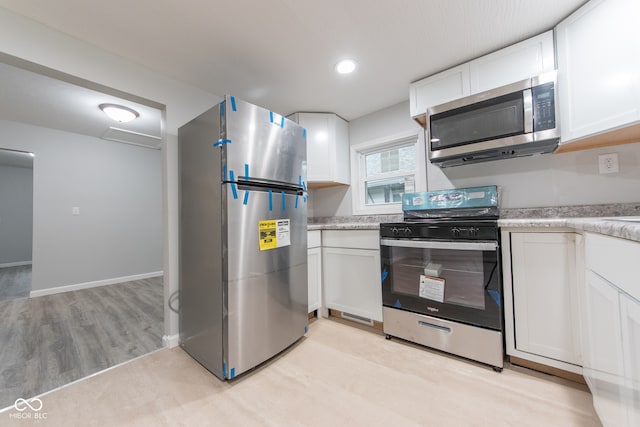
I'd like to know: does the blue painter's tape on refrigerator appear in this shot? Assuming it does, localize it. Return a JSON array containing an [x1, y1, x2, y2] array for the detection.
[[295, 194, 299, 209], [281, 191, 286, 211], [280, 116, 285, 128], [223, 165, 227, 181], [298, 175, 302, 187], [394, 299, 402, 309], [244, 164, 249, 181], [230, 368, 236, 379], [223, 362, 227, 377], [304, 326, 308, 334], [214, 139, 232, 147], [303, 128, 307, 138], [268, 190, 273, 211], [243, 190, 250, 205], [269, 111, 274, 124], [230, 96, 237, 111], [381, 269, 388, 283], [221, 100, 225, 117], [229, 171, 238, 199]]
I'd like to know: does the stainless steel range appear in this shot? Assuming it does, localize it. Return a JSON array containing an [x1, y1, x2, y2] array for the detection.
[[380, 186, 503, 371]]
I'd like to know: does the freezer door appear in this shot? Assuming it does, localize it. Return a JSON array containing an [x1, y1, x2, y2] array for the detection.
[[223, 184, 308, 378], [222, 96, 306, 186]]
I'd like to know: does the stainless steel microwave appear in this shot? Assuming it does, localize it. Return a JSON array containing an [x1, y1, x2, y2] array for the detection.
[[427, 71, 559, 167]]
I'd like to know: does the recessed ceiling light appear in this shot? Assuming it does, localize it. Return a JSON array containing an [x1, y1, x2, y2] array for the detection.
[[99, 103, 140, 123], [335, 59, 357, 74]]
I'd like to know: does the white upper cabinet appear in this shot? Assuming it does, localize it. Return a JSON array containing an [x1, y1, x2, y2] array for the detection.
[[469, 31, 555, 93], [409, 30, 555, 126], [288, 112, 349, 187], [409, 64, 470, 126], [556, 0, 640, 148]]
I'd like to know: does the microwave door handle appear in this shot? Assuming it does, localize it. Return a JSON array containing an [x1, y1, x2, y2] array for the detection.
[[523, 88, 533, 134]]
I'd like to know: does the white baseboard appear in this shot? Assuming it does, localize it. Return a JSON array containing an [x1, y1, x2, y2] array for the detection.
[[0, 261, 32, 268], [162, 334, 180, 348], [29, 271, 164, 298]]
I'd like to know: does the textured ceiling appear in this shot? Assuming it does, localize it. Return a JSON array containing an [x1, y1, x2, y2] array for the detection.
[[0, 0, 587, 123]]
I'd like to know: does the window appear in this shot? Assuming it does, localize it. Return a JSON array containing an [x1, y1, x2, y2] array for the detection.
[[351, 131, 426, 215]]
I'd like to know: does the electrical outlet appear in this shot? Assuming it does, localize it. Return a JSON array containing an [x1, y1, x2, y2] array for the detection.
[[598, 153, 619, 174]]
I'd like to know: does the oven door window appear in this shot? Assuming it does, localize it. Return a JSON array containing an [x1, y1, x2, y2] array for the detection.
[[381, 243, 502, 330]]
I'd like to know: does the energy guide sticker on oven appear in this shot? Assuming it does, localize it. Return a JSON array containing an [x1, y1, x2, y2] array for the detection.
[[419, 275, 445, 303], [258, 219, 290, 251]]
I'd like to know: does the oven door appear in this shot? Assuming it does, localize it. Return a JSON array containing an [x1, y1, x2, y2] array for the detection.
[[380, 238, 502, 331]]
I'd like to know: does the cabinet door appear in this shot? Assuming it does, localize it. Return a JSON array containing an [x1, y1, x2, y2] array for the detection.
[[409, 64, 470, 124], [583, 270, 627, 427], [510, 232, 580, 364], [307, 247, 322, 312], [556, 0, 640, 143], [294, 113, 349, 185], [469, 31, 555, 93], [621, 294, 640, 426], [298, 113, 333, 182], [323, 247, 382, 322]]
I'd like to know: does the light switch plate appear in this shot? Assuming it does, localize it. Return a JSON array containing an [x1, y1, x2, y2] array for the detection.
[[72, 207, 80, 215], [598, 153, 619, 174]]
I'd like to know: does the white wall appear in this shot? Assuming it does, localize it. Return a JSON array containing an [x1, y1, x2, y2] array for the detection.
[[311, 101, 421, 217], [311, 100, 640, 215], [427, 140, 640, 208], [0, 119, 162, 292], [0, 164, 33, 265]]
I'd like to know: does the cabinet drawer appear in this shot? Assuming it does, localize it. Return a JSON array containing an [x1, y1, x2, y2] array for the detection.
[[322, 230, 379, 250], [586, 233, 640, 301], [308, 230, 321, 248]]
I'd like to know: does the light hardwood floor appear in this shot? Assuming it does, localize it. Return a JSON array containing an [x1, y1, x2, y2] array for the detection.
[[0, 265, 32, 300], [1, 318, 601, 426], [0, 277, 163, 410]]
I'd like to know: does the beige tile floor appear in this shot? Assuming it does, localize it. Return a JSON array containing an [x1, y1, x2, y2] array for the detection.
[[1, 318, 601, 426]]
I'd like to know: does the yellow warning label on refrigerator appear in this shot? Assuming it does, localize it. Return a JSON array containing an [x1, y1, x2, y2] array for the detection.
[[258, 219, 291, 251], [259, 220, 277, 251]]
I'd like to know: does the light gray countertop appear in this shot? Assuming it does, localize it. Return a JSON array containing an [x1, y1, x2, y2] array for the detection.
[[307, 223, 380, 231], [307, 215, 640, 242], [499, 217, 640, 243]]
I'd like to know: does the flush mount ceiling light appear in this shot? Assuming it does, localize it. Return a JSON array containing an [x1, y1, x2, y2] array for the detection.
[[99, 103, 140, 123], [335, 59, 357, 74]]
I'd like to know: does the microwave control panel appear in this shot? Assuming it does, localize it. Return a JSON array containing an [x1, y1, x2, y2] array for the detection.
[[532, 82, 555, 131]]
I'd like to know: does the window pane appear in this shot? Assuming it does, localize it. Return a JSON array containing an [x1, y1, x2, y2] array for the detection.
[[365, 176, 408, 205], [365, 145, 415, 178]]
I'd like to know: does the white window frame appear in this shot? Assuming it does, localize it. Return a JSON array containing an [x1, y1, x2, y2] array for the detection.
[[350, 130, 427, 215]]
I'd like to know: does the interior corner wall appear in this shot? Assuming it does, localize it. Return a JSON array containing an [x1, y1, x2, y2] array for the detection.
[[0, 164, 33, 265], [1, 119, 163, 292], [310, 101, 421, 218]]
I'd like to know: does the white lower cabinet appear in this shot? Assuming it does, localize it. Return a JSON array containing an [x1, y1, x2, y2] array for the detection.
[[583, 270, 627, 426], [322, 230, 382, 322], [584, 232, 640, 427], [621, 294, 640, 426], [501, 230, 581, 372], [307, 230, 322, 313]]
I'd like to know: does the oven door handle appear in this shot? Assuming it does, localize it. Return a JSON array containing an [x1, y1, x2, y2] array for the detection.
[[380, 239, 498, 251]]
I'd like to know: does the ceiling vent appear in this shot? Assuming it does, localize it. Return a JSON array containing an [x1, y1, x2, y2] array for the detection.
[[102, 127, 161, 149]]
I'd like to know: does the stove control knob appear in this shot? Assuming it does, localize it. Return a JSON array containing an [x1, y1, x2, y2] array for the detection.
[[403, 227, 412, 236], [469, 227, 478, 238], [452, 227, 460, 238], [391, 227, 399, 236]]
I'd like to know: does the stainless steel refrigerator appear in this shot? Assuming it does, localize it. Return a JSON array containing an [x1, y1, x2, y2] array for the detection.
[[178, 95, 308, 380]]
